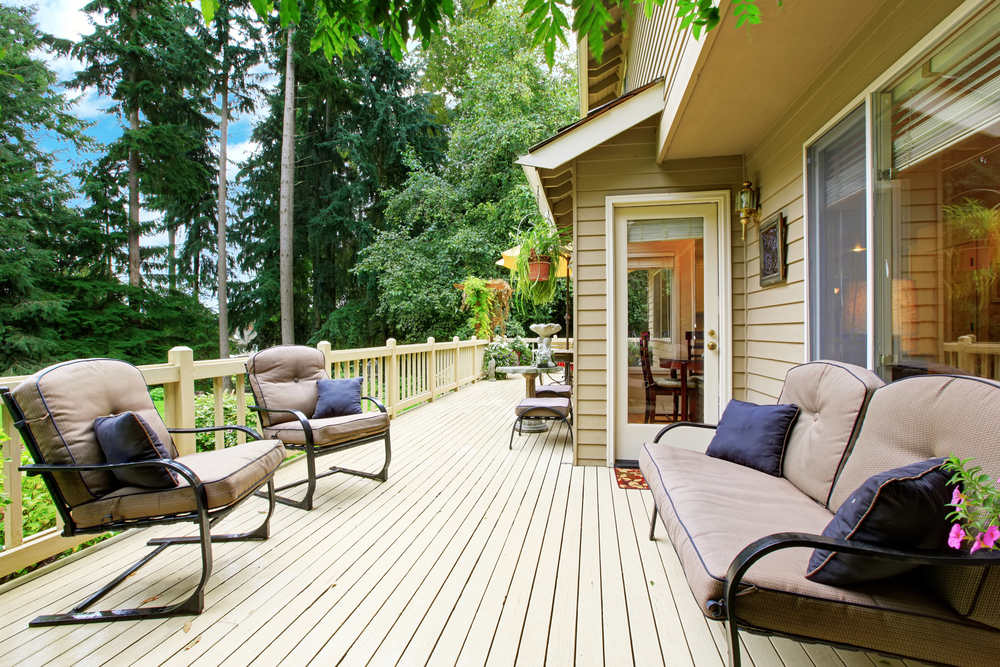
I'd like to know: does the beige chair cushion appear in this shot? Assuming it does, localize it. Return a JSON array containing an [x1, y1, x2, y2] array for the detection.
[[263, 412, 390, 447], [515, 398, 570, 418], [778, 360, 884, 507], [246, 346, 327, 428], [12, 359, 177, 507], [638, 442, 1000, 664], [652, 377, 682, 389], [829, 374, 1000, 628], [534, 384, 571, 397], [71, 439, 286, 528]]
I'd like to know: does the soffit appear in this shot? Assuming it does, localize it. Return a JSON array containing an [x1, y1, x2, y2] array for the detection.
[[663, 0, 891, 160]]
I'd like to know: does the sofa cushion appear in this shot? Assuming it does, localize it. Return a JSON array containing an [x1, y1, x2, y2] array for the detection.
[[313, 377, 364, 419], [264, 412, 390, 447], [12, 358, 177, 507], [246, 346, 327, 427], [71, 439, 285, 528], [94, 412, 179, 489], [828, 374, 1000, 628], [806, 458, 951, 586], [640, 442, 834, 607], [706, 400, 799, 476], [778, 361, 884, 507], [639, 441, 1000, 664]]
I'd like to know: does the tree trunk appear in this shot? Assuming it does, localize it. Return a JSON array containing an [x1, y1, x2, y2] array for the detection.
[[128, 6, 141, 289], [168, 224, 176, 291], [279, 25, 296, 345], [218, 68, 230, 360]]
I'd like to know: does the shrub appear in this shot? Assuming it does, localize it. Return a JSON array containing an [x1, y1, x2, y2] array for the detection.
[[193, 391, 260, 452], [482, 342, 518, 379], [0, 446, 57, 549]]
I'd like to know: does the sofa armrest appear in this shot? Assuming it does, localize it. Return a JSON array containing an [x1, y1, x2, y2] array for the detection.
[[652, 422, 717, 443], [362, 396, 388, 414]]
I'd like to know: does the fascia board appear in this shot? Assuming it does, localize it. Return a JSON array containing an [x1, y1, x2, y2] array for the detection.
[[521, 164, 555, 223], [516, 81, 665, 171]]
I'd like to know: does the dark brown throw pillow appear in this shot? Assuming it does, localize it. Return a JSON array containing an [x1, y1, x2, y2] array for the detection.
[[94, 412, 178, 489], [806, 458, 951, 586]]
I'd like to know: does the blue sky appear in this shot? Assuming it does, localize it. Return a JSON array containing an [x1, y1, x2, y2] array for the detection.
[[17, 0, 275, 257]]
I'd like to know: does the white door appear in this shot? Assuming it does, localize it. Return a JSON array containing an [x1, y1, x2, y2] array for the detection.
[[612, 201, 724, 463]]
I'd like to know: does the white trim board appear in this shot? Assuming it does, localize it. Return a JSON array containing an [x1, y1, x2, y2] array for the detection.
[[516, 81, 665, 172], [604, 191, 733, 467]]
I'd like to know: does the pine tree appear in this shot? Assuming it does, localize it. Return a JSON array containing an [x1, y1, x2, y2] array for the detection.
[[0, 5, 89, 374]]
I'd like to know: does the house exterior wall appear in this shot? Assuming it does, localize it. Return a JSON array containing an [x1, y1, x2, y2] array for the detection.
[[623, 2, 685, 94], [738, 0, 965, 402], [572, 116, 742, 465]]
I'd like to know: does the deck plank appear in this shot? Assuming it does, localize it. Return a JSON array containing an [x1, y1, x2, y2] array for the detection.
[[0, 379, 937, 667]]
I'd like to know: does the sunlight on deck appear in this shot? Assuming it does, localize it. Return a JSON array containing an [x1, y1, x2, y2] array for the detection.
[[0, 380, 900, 666]]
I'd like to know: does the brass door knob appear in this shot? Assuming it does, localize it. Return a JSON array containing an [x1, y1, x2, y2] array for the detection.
[[708, 329, 716, 337], [707, 342, 718, 351]]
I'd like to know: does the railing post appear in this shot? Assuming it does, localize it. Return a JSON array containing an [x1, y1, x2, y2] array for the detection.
[[958, 334, 976, 375], [213, 376, 225, 450], [317, 340, 333, 377], [166, 346, 197, 456], [427, 337, 436, 402], [387, 338, 398, 419], [452, 336, 461, 392], [2, 407, 24, 549], [236, 372, 247, 444], [470, 335, 478, 383]]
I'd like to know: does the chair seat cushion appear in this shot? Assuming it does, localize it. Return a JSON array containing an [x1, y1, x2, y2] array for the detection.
[[264, 412, 390, 447], [638, 443, 998, 665], [653, 377, 682, 389], [71, 439, 286, 528], [534, 384, 572, 398], [516, 397, 570, 418]]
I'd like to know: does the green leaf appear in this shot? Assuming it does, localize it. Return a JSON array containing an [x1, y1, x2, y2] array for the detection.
[[199, 0, 218, 23]]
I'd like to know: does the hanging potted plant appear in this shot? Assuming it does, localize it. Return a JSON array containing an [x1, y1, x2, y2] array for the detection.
[[514, 222, 571, 306]]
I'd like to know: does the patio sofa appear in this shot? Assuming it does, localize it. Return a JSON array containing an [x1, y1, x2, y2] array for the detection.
[[640, 360, 1000, 667]]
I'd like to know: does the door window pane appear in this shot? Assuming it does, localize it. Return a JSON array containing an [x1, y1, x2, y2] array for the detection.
[[875, 5, 1000, 380], [808, 105, 869, 367]]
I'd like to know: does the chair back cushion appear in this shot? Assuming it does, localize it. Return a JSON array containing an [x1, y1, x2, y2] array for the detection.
[[778, 360, 884, 506], [12, 358, 175, 507], [828, 374, 1000, 628], [246, 346, 327, 427]]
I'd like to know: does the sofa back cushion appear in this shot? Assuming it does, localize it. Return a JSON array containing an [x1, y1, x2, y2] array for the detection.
[[828, 374, 1000, 628], [778, 360, 884, 506], [12, 358, 176, 507], [246, 346, 328, 427]]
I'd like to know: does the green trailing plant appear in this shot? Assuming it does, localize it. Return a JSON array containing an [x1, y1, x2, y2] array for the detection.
[[460, 276, 494, 339], [193, 390, 260, 452], [514, 222, 571, 306], [944, 198, 1000, 312]]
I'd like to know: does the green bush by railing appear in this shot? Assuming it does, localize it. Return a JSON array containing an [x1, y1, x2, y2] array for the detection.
[[193, 391, 260, 452]]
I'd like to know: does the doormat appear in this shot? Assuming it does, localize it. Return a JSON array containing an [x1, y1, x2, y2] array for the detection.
[[615, 468, 649, 490]]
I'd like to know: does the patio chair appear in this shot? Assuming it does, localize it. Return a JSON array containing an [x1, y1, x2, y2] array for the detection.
[[509, 397, 573, 449], [639, 333, 683, 423], [0, 358, 284, 627], [246, 345, 391, 511]]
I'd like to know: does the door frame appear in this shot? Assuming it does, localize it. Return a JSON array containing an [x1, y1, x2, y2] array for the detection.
[[604, 191, 733, 466]]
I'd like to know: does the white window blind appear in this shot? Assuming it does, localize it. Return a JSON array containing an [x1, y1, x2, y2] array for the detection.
[[889, 3, 1000, 171], [626, 218, 703, 243]]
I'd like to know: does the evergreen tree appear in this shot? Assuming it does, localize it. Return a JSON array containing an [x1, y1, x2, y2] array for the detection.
[[68, 0, 217, 289], [0, 5, 88, 374], [232, 23, 442, 349]]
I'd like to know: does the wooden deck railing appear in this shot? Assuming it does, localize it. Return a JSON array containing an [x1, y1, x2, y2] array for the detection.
[[0, 336, 487, 578], [943, 335, 1000, 379]]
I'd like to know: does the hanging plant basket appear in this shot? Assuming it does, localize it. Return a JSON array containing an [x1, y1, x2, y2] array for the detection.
[[527, 252, 551, 282]]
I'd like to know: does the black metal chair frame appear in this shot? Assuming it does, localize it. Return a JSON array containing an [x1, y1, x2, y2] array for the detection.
[[249, 396, 391, 511], [0, 387, 278, 628], [645, 422, 1000, 667], [508, 405, 573, 450]]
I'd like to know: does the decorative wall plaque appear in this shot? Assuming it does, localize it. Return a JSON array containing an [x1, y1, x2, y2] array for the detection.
[[759, 212, 786, 287]]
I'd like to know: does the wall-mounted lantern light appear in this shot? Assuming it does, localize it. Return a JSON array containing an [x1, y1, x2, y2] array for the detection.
[[737, 181, 760, 240]]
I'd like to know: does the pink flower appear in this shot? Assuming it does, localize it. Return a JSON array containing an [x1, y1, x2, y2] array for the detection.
[[948, 524, 966, 550], [951, 487, 965, 506], [983, 526, 1000, 549], [972, 536, 985, 554]]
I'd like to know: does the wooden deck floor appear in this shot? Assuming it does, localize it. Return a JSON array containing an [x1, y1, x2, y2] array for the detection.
[[0, 380, 909, 667]]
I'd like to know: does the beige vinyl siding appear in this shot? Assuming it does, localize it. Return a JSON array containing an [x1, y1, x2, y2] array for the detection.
[[572, 117, 741, 465], [738, 0, 961, 402], [624, 2, 684, 94]]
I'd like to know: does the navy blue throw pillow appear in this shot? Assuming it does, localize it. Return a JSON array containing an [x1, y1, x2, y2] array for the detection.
[[806, 458, 951, 586], [94, 412, 178, 489], [705, 400, 799, 476], [314, 377, 364, 419]]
